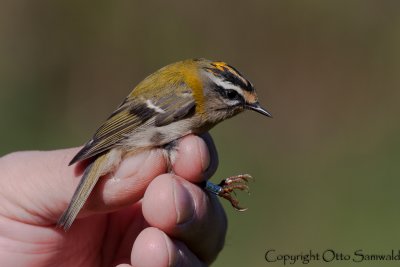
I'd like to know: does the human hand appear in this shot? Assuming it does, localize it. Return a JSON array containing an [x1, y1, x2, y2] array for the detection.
[[0, 134, 226, 267]]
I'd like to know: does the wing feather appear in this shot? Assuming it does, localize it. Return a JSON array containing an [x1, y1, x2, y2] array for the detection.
[[69, 102, 153, 164], [70, 82, 196, 165]]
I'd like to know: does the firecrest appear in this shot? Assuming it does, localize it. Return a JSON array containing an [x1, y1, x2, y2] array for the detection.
[[58, 58, 271, 230]]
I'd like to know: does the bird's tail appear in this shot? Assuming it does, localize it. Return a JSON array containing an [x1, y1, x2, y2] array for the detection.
[[57, 153, 108, 231]]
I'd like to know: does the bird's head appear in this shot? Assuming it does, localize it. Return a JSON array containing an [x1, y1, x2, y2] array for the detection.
[[194, 59, 271, 122]]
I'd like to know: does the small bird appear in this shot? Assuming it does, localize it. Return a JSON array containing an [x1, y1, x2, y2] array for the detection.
[[58, 58, 271, 230]]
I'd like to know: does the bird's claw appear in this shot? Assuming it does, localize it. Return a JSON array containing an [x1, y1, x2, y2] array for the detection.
[[216, 174, 253, 211]]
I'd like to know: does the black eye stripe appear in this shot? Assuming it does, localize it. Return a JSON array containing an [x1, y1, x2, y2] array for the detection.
[[205, 66, 254, 92], [214, 85, 244, 102], [215, 85, 226, 95]]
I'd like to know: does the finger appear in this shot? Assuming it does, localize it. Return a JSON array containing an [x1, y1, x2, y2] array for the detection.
[[172, 133, 218, 183], [0, 148, 167, 225], [0, 149, 82, 224], [200, 133, 219, 179], [142, 174, 227, 264], [102, 202, 147, 267], [86, 134, 215, 214], [131, 227, 206, 267], [0, 133, 214, 225], [84, 148, 167, 213]]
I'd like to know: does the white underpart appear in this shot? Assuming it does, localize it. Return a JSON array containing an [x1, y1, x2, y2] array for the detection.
[[146, 99, 166, 113], [123, 118, 195, 148]]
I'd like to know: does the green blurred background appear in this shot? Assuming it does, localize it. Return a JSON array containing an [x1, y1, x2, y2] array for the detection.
[[1, 1, 400, 266]]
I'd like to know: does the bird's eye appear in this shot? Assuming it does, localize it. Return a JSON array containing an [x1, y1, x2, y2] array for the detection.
[[225, 89, 239, 100]]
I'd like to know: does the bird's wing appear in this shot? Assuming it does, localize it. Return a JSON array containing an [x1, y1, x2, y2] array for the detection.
[[152, 89, 196, 127], [69, 100, 152, 165], [69, 83, 196, 165]]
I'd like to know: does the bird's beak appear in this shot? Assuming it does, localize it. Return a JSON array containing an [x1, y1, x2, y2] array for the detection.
[[245, 102, 272, 117]]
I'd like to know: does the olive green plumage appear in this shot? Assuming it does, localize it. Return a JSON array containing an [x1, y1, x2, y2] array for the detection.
[[58, 58, 271, 230]]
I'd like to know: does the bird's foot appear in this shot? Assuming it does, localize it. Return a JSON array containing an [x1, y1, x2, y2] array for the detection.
[[204, 174, 253, 211]]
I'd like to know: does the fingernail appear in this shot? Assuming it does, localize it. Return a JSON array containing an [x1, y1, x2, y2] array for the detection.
[[161, 231, 184, 267], [173, 179, 195, 225], [197, 138, 210, 172]]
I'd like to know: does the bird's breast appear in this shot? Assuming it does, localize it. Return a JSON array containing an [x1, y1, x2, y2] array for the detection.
[[121, 117, 206, 150]]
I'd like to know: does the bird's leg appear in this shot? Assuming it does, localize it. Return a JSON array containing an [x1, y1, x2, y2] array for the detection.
[[163, 140, 253, 211], [163, 140, 179, 173], [204, 174, 253, 211]]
